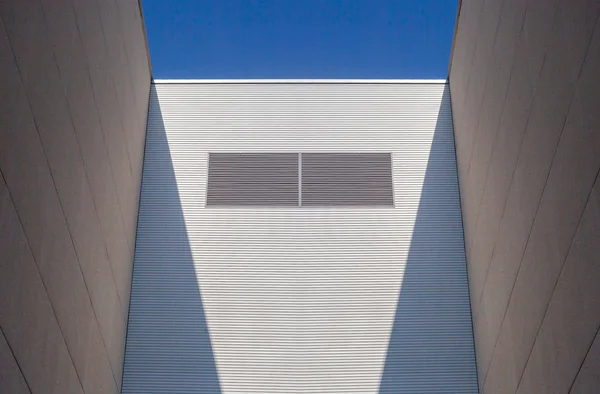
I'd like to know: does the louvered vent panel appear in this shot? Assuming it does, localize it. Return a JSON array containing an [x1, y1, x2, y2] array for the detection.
[[301, 153, 394, 206], [207, 153, 298, 206], [122, 82, 478, 394]]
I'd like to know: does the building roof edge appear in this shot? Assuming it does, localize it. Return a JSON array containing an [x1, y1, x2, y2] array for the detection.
[[152, 79, 449, 84]]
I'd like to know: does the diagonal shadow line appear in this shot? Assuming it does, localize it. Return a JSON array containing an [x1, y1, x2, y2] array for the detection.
[[379, 85, 478, 393], [121, 86, 222, 394]]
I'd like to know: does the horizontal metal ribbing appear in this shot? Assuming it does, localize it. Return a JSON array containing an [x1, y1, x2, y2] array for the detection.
[[122, 83, 478, 394]]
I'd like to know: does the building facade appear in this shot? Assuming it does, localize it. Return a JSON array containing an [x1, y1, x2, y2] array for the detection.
[[450, 0, 600, 392], [0, 1, 150, 393], [121, 81, 477, 393], [2, 1, 600, 393]]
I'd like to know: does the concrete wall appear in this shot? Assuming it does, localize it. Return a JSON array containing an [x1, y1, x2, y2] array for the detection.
[[0, 1, 151, 393], [450, 0, 600, 392]]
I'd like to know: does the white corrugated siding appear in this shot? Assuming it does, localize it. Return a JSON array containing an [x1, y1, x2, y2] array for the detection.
[[122, 82, 478, 393]]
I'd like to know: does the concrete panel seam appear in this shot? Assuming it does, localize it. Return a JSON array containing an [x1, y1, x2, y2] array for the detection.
[[475, 49, 551, 322], [93, 0, 137, 212], [71, 4, 135, 257], [480, 3, 565, 383], [514, 13, 600, 391], [38, 1, 126, 316], [460, 0, 488, 108], [4, 9, 121, 388], [0, 320, 33, 393], [574, 11, 600, 83], [465, 0, 526, 261], [481, 50, 560, 387], [483, 9, 600, 386], [464, 0, 506, 178], [566, 20, 600, 394], [570, 324, 600, 393], [516, 167, 600, 393], [0, 165, 85, 394], [471, 2, 530, 307]]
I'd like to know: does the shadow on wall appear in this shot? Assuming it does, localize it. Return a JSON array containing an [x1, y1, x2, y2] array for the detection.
[[121, 91, 222, 393], [121, 85, 476, 393], [379, 86, 478, 393]]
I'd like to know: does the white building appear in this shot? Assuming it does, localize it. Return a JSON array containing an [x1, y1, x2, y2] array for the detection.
[[122, 80, 478, 393]]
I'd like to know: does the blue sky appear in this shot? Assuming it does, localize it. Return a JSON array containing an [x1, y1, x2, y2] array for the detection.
[[142, 0, 458, 79]]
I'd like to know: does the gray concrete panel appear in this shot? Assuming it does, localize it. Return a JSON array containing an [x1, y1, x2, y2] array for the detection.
[[41, 1, 133, 317], [514, 21, 600, 393], [97, 1, 145, 250], [453, 2, 504, 319], [0, 329, 30, 394], [0, 172, 83, 394], [449, 0, 484, 132], [73, 1, 136, 259], [117, 0, 152, 133], [472, 0, 560, 315], [0, 0, 149, 392], [97, 0, 143, 184], [571, 330, 600, 393], [464, 0, 528, 321], [483, 3, 600, 391], [469, 1, 563, 384], [0, 29, 117, 394], [458, 0, 504, 254], [451, 0, 600, 392], [476, 22, 584, 384], [455, 1, 504, 259], [0, 0, 41, 85], [464, 0, 526, 256], [517, 174, 600, 392], [3, 1, 122, 389]]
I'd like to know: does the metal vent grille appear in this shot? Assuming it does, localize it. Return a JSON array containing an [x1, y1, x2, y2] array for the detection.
[[206, 153, 298, 206], [301, 153, 394, 206]]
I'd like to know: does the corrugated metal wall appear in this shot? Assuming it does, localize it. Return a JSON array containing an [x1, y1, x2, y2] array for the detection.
[[122, 82, 478, 393]]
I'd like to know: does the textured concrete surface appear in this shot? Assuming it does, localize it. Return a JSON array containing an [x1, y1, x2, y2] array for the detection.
[[571, 329, 600, 393], [0, 1, 150, 393], [0, 169, 84, 394], [450, 0, 600, 392], [0, 325, 30, 394]]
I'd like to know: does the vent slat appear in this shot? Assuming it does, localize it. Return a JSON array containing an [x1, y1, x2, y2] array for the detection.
[[302, 153, 394, 206], [206, 153, 298, 206]]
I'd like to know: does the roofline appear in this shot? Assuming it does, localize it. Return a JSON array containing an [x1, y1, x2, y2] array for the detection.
[[152, 79, 449, 84]]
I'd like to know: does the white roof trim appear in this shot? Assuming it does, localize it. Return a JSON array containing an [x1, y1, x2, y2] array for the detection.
[[152, 79, 448, 84]]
